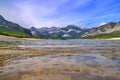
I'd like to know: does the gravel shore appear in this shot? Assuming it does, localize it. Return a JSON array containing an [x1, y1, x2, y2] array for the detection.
[[0, 35, 18, 41]]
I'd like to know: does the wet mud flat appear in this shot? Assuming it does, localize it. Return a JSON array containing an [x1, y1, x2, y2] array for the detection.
[[0, 53, 120, 80], [0, 39, 120, 80]]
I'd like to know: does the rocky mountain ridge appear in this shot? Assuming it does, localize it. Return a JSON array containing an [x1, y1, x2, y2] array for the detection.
[[82, 22, 120, 37], [30, 25, 88, 39]]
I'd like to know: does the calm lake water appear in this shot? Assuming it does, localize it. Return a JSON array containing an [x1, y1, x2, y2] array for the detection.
[[0, 39, 120, 80]]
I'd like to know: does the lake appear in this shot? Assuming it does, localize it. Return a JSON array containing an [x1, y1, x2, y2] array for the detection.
[[0, 39, 120, 80]]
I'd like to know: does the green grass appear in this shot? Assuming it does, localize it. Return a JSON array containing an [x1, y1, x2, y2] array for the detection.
[[0, 30, 31, 38], [0, 31, 45, 39]]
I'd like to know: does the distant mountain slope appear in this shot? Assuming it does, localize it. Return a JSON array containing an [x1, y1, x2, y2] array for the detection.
[[81, 21, 120, 39], [0, 15, 32, 37], [30, 25, 88, 39], [81, 31, 120, 39]]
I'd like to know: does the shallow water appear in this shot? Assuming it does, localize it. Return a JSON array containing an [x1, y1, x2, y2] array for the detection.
[[0, 39, 120, 80], [18, 40, 120, 51]]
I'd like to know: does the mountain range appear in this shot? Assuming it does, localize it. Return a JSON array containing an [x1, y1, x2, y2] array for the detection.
[[30, 25, 88, 39], [0, 15, 120, 39]]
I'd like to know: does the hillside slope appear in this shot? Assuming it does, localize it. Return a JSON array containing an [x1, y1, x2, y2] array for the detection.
[[0, 15, 32, 38], [82, 21, 120, 39]]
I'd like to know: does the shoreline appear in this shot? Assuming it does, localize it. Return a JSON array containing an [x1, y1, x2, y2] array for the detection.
[[0, 34, 120, 40], [108, 37, 120, 40]]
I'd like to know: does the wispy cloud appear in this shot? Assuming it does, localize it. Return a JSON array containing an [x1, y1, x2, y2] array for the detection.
[[0, 0, 120, 28], [68, 0, 92, 9]]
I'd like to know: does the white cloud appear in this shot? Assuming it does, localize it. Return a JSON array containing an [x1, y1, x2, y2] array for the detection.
[[0, 0, 95, 28], [99, 23, 106, 26], [10, 0, 88, 28]]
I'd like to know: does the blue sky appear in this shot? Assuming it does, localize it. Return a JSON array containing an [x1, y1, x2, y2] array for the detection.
[[0, 0, 120, 28]]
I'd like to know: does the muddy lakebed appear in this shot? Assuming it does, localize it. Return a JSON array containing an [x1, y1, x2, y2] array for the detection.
[[0, 39, 120, 80]]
